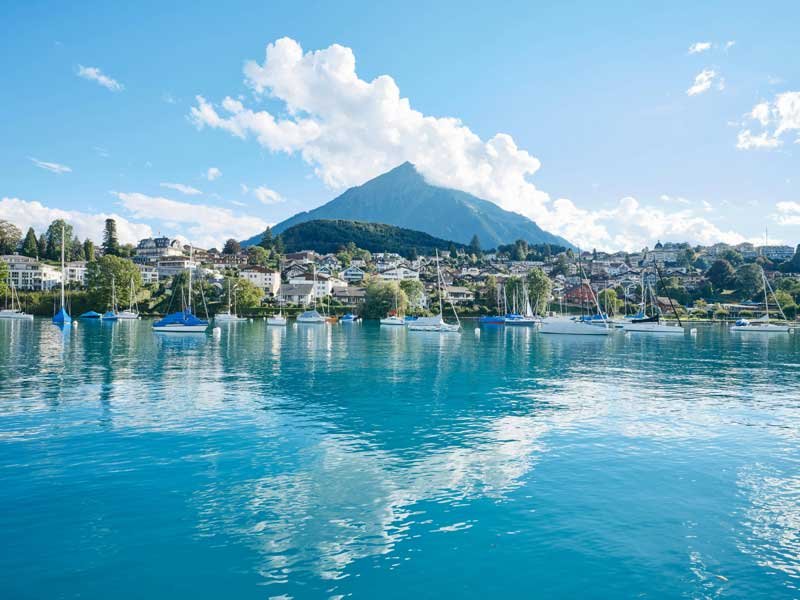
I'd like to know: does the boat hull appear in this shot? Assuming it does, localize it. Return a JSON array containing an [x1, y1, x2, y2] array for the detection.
[[622, 323, 685, 334], [0, 311, 33, 320], [296, 318, 327, 324], [730, 324, 791, 333], [380, 317, 406, 326], [115, 311, 140, 320], [153, 324, 208, 333], [540, 318, 611, 335], [267, 317, 287, 326]]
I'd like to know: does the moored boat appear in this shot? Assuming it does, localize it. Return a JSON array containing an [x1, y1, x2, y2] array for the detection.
[[152, 245, 209, 333], [51, 224, 72, 326], [296, 309, 326, 323], [0, 278, 33, 320], [730, 268, 792, 333]]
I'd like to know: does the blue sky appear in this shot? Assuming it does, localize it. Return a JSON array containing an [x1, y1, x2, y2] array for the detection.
[[1, 0, 798, 250]]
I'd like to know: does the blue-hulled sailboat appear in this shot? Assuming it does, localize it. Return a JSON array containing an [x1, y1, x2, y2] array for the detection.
[[52, 224, 72, 326], [153, 245, 209, 333]]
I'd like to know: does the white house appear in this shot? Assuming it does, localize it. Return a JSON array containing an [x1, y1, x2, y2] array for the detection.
[[137, 264, 159, 285], [445, 285, 475, 304], [239, 266, 281, 296], [157, 258, 198, 279], [342, 265, 366, 283], [278, 283, 314, 306], [65, 261, 87, 286], [379, 266, 419, 281], [1, 254, 62, 291]]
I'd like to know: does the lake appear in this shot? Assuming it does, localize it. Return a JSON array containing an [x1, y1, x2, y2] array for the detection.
[[1, 319, 799, 598]]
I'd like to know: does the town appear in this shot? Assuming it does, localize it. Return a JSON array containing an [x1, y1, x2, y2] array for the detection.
[[2, 217, 800, 320]]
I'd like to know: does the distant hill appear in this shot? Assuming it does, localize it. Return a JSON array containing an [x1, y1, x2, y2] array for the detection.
[[242, 162, 572, 249], [275, 219, 469, 257]]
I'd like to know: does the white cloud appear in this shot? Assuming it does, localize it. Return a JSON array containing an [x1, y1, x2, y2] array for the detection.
[[252, 185, 283, 204], [775, 201, 800, 226], [76, 65, 123, 92], [29, 157, 72, 174], [189, 37, 752, 250], [688, 41, 712, 54], [240, 183, 249, 194], [737, 91, 800, 149], [160, 182, 202, 195], [206, 167, 222, 181], [0, 197, 151, 244], [687, 69, 718, 96], [113, 191, 268, 248], [724, 40, 736, 51]]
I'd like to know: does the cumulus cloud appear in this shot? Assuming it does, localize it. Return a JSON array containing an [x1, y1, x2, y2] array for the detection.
[[0, 197, 151, 244], [775, 201, 800, 226], [688, 42, 712, 54], [76, 65, 124, 92], [29, 157, 72, 174], [206, 167, 222, 181], [160, 182, 202, 195], [113, 191, 268, 248], [189, 37, 752, 250], [687, 69, 719, 96], [252, 185, 283, 204], [737, 91, 800, 149]]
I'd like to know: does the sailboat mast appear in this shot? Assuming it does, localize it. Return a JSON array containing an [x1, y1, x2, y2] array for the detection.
[[763, 268, 770, 321], [436, 250, 443, 315], [187, 244, 193, 313], [60, 223, 66, 310]]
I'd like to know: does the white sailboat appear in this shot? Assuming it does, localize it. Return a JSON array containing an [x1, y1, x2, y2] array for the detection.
[[296, 264, 327, 324], [731, 267, 792, 333], [541, 258, 610, 336], [505, 282, 540, 326], [621, 264, 685, 334], [116, 276, 140, 319], [408, 250, 460, 332], [215, 279, 247, 323], [267, 307, 287, 326], [0, 277, 34, 320], [380, 284, 406, 326]]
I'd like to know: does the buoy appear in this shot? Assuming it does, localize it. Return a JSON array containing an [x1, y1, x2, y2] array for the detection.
[[474, 327, 480, 335], [212, 326, 221, 337]]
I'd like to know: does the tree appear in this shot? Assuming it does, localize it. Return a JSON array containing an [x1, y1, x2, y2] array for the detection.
[[363, 279, 408, 319], [69, 236, 84, 261], [102, 218, 120, 256], [38, 234, 47, 259], [258, 227, 274, 250], [229, 277, 263, 309], [597, 289, 622, 315], [469, 234, 481, 255], [550, 254, 570, 277], [223, 238, 241, 255], [482, 275, 500, 312], [0, 261, 9, 296], [83, 239, 95, 262], [779, 245, 800, 274], [525, 268, 552, 313], [735, 264, 763, 300], [0, 220, 22, 255], [45, 219, 74, 260], [21, 227, 39, 257], [706, 259, 736, 291], [719, 248, 743, 266], [399, 279, 424, 310], [774, 289, 797, 319], [447, 242, 458, 257], [247, 245, 269, 266], [273, 235, 285, 255], [86, 255, 143, 309]]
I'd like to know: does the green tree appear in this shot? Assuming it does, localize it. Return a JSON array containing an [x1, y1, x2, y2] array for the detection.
[[706, 259, 736, 291], [0, 220, 22, 255], [779, 245, 800, 273], [363, 279, 408, 319], [21, 227, 39, 257], [229, 277, 263, 309], [735, 264, 763, 300], [0, 261, 9, 296], [551, 254, 570, 277], [597, 289, 622, 315], [719, 248, 743, 266], [86, 255, 143, 309], [38, 234, 47, 259], [69, 236, 84, 261], [258, 227, 274, 250], [399, 279, 424, 310], [83, 239, 95, 262], [247, 245, 269, 266], [469, 234, 481, 255], [223, 238, 241, 255], [525, 268, 552, 313], [273, 235, 285, 255], [102, 218, 120, 256], [45, 219, 74, 260], [483, 275, 500, 311]]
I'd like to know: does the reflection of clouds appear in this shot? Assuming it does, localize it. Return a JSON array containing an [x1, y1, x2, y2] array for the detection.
[[737, 465, 800, 587]]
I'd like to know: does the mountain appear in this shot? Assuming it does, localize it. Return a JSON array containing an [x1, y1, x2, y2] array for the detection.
[[242, 162, 572, 249], [276, 219, 469, 256]]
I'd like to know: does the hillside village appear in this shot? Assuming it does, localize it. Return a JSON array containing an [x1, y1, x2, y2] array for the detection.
[[2, 217, 800, 319]]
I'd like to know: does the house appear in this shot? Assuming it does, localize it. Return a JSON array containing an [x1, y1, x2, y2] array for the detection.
[[65, 261, 87, 286], [282, 264, 308, 280], [378, 266, 419, 281], [758, 245, 795, 261], [284, 251, 316, 263], [288, 272, 335, 298], [563, 282, 595, 305], [0, 254, 62, 291], [137, 264, 159, 285], [331, 286, 366, 304], [134, 236, 183, 264], [239, 266, 281, 296], [444, 285, 475, 304], [342, 265, 366, 283], [278, 283, 314, 306], [156, 258, 198, 279]]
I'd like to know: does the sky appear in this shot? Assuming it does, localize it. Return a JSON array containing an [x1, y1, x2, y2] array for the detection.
[[1, 0, 799, 251]]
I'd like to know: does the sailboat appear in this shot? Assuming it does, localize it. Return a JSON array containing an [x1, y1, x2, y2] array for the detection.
[[152, 246, 209, 333], [480, 283, 507, 325], [380, 284, 406, 325], [52, 224, 72, 326], [102, 276, 120, 320], [731, 267, 792, 333], [215, 279, 247, 323], [408, 250, 460, 332], [116, 276, 140, 319], [296, 264, 326, 323], [0, 277, 34, 320], [267, 307, 287, 326], [541, 257, 610, 335], [506, 282, 539, 326], [621, 264, 684, 334]]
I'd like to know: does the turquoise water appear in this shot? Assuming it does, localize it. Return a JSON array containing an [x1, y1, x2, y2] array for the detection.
[[1, 319, 799, 599]]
